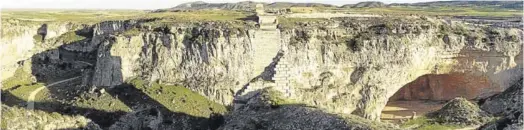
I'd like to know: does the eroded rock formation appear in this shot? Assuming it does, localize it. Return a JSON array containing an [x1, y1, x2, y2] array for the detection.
[[1, 16, 522, 121], [1, 105, 102, 130], [479, 78, 523, 130]]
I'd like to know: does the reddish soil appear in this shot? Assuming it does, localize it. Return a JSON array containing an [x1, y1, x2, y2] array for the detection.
[[390, 73, 500, 101]]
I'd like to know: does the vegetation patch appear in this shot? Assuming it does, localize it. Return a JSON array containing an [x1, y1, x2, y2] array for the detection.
[[401, 98, 495, 130], [121, 27, 141, 37], [141, 10, 253, 28], [336, 6, 522, 17], [402, 117, 461, 130], [278, 17, 329, 30], [33, 34, 44, 43], [0, 68, 46, 106], [427, 97, 492, 125], [56, 31, 86, 44], [1, 68, 34, 90], [1, 10, 146, 24], [263, 88, 294, 106], [129, 79, 227, 117], [1, 105, 100, 130], [73, 92, 131, 113]]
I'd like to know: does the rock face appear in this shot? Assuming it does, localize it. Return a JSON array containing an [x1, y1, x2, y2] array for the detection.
[[273, 17, 521, 120], [92, 22, 257, 105], [479, 78, 523, 130], [2, 16, 522, 121], [0, 19, 82, 81], [390, 73, 497, 101], [220, 89, 397, 130], [1, 105, 101, 130]]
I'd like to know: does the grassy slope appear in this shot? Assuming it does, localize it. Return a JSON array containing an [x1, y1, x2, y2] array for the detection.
[[2, 68, 226, 118], [71, 78, 226, 118], [73, 92, 132, 113], [401, 116, 462, 130], [129, 79, 227, 117], [1, 105, 95, 129], [1, 68, 35, 90], [1, 68, 46, 104]]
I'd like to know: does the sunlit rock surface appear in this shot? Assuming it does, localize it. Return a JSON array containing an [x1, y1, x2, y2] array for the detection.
[[2, 16, 522, 121]]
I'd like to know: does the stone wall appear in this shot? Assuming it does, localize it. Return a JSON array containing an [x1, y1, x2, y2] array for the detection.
[[272, 54, 293, 97]]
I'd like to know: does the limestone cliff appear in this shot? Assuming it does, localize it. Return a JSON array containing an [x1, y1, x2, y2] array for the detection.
[[2, 16, 522, 121], [0, 19, 91, 81], [275, 17, 522, 120]]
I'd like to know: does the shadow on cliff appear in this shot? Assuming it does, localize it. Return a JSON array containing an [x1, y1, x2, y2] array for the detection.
[[389, 73, 498, 101], [1, 26, 221, 129], [105, 83, 220, 129], [234, 51, 284, 99], [388, 44, 523, 102], [383, 73, 500, 120], [382, 45, 523, 121], [223, 89, 395, 130], [1, 91, 126, 127]]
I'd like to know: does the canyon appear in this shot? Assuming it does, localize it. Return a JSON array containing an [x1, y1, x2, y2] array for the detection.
[[1, 2, 523, 130]]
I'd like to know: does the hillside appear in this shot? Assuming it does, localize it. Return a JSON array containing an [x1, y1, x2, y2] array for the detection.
[[160, 1, 336, 11]]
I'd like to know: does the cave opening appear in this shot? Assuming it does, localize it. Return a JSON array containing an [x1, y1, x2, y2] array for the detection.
[[381, 73, 500, 122]]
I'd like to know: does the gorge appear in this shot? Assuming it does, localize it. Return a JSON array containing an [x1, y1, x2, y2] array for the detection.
[[1, 1, 523, 130]]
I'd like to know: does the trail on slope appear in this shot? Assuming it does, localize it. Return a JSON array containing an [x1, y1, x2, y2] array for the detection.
[[27, 76, 81, 110], [455, 125, 480, 130]]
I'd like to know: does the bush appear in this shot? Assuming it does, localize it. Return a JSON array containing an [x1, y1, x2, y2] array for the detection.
[[57, 31, 86, 44], [33, 34, 44, 43], [121, 28, 141, 37]]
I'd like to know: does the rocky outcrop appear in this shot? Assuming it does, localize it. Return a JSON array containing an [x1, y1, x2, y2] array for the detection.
[[0, 19, 82, 81], [479, 78, 523, 130], [427, 97, 492, 125], [88, 17, 522, 121], [1, 105, 101, 130], [220, 88, 397, 130], [390, 73, 499, 101], [275, 17, 521, 120], [2, 16, 522, 122], [91, 22, 257, 105]]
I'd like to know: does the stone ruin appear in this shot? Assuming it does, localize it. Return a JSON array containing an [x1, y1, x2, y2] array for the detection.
[[255, 4, 278, 30]]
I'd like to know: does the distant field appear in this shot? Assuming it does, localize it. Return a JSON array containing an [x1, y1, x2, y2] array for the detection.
[[1, 9, 251, 24], [327, 6, 522, 17], [1, 6, 520, 25], [1, 9, 146, 24]]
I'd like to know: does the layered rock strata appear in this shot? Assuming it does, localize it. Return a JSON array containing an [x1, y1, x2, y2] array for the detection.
[[2, 16, 522, 121]]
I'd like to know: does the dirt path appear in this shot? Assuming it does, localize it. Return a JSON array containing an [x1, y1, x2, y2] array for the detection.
[[381, 101, 445, 121], [455, 125, 480, 130], [26, 76, 81, 110]]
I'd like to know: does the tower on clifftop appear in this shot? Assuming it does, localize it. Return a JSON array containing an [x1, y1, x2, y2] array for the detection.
[[256, 4, 264, 15]]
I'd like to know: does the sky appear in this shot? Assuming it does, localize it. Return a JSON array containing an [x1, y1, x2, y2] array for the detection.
[[1, 0, 441, 10]]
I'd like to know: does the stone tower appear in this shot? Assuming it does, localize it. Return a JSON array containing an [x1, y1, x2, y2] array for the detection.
[[255, 4, 264, 15]]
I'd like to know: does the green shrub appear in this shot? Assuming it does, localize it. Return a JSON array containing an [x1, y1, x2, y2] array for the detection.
[[57, 31, 86, 44], [121, 28, 141, 37], [127, 78, 227, 117], [402, 117, 461, 130], [1, 68, 33, 90], [33, 34, 43, 43]]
